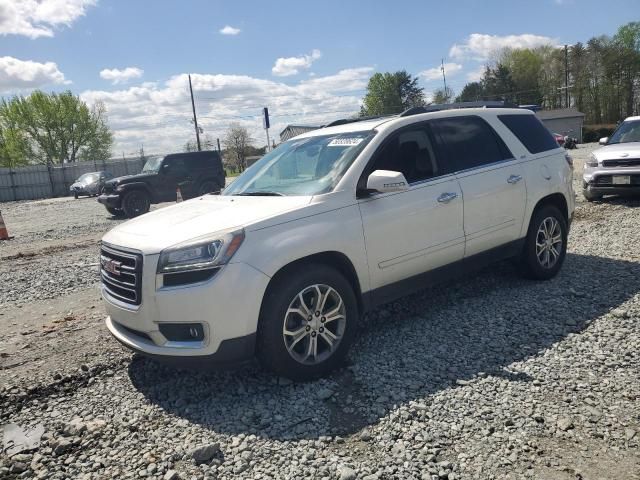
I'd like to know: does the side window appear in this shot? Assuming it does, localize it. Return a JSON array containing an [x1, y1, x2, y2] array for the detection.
[[368, 125, 441, 184], [498, 114, 561, 154], [432, 116, 512, 171], [164, 157, 187, 175]]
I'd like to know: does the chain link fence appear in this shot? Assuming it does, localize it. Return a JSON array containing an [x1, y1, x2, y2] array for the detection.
[[0, 157, 147, 202]]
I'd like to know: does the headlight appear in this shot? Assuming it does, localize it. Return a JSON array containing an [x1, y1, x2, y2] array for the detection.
[[585, 154, 598, 168], [157, 229, 245, 273]]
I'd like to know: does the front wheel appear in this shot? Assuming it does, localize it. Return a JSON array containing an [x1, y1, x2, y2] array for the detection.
[[518, 205, 568, 280], [583, 187, 602, 202], [105, 206, 125, 217], [257, 264, 357, 381], [73, 192, 79, 199], [121, 190, 150, 218]]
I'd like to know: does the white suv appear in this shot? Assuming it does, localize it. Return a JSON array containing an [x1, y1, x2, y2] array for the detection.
[[100, 105, 575, 380]]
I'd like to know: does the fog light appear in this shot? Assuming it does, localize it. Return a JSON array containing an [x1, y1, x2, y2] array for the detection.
[[159, 323, 205, 342]]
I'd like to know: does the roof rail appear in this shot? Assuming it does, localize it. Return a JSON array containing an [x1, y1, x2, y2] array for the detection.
[[399, 101, 520, 117], [324, 114, 393, 128]]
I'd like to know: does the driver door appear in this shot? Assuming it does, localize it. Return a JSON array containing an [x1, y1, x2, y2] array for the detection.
[[159, 157, 190, 201], [358, 123, 465, 294]]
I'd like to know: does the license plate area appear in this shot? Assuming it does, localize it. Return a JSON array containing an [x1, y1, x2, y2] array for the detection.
[[612, 175, 630, 185]]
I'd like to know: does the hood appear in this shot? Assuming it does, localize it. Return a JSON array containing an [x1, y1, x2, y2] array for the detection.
[[106, 172, 155, 186], [102, 194, 313, 253], [593, 142, 640, 161]]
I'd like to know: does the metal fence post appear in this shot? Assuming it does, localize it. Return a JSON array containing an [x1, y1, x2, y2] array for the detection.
[[8, 168, 17, 201]]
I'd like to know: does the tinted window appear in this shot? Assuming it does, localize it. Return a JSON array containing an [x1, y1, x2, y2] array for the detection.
[[432, 116, 512, 171], [498, 114, 559, 154], [368, 125, 442, 184]]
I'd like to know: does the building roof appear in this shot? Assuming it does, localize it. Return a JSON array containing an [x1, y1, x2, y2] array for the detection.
[[536, 108, 585, 120]]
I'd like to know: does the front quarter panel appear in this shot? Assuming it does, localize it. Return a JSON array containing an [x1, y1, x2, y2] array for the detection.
[[235, 194, 370, 296]]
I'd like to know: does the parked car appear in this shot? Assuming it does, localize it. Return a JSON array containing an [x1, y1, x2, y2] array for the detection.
[[583, 115, 640, 201], [97, 151, 225, 218], [551, 132, 565, 147], [100, 105, 575, 380], [70, 171, 113, 198]]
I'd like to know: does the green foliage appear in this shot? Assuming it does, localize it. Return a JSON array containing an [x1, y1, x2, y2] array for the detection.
[[452, 21, 640, 123], [360, 71, 425, 116], [0, 90, 113, 167]]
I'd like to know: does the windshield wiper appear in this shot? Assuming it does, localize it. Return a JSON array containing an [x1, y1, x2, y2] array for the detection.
[[234, 190, 285, 197]]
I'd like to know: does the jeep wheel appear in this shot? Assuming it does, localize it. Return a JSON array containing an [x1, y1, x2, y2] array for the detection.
[[122, 190, 150, 218], [105, 206, 125, 217], [257, 264, 357, 381], [518, 205, 567, 280], [198, 181, 220, 196]]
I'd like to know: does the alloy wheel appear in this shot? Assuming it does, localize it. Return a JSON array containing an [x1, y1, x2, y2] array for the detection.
[[282, 284, 346, 365], [535, 216, 563, 269]]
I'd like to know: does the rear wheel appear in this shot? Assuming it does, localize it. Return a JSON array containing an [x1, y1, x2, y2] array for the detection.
[[121, 190, 150, 218], [518, 205, 567, 280], [105, 206, 125, 217], [257, 264, 357, 381], [198, 181, 220, 196]]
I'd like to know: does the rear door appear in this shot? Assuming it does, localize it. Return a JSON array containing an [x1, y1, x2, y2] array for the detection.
[[358, 123, 465, 291], [431, 115, 526, 257]]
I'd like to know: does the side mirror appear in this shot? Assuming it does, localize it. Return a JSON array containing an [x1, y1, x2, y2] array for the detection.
[[366, 170, 409, 194], [599, 137, 608, 145]]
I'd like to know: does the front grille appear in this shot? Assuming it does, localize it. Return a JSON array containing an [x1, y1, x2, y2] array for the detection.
[[100, 244, 143, 305], [103, 183, 116, 194], [602, 158, 640, 168]]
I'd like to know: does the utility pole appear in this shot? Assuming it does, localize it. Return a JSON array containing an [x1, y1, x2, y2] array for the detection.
[[188, 74, 201, 151], [564, 45, 569, 109], [216, 138, 221, 154], [441, 59, 448, 101]]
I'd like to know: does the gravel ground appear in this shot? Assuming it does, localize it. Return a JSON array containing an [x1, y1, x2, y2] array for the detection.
[[1, 146, 639, 479]]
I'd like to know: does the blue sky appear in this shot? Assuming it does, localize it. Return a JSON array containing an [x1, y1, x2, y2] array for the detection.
[[1, 0, 637, 154]]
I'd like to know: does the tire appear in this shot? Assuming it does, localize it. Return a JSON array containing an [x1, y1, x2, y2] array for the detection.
[[198, 181, 220, 196], [518, 205, 568, 280], [121, 190, 150, 218], [105, 206, 125, 217], [73, 192, 78, 199], [583, 187, 602, 202], [257, 264, 358, 381]]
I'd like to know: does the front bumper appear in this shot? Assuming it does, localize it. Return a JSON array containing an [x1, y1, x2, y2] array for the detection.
[[103, 258, 271, 366], [583, 166, 640, 196], [98, 193, 122, 208]]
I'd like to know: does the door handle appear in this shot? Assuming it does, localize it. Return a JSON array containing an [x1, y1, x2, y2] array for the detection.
[[507, 174, 523, 184], [437, 192, 458, 203]]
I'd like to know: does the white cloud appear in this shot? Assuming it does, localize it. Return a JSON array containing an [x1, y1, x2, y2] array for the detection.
[[466, 65, 486, 82], [219, 25, 241, 35], [0, 0, 96, 38], [80, 66, 373, 155], [420, 63, 463, 81], [100, 67, 144, 85], [0, 56, 69, 92], [450, 33, 557, 60], [272, 49, 322, 77]]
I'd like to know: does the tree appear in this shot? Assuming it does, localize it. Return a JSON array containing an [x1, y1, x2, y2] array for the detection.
[[360, 71, 425, 116], [455, 82, 484, 102], [432, 88, 454, 104], [0, 91, 113, 166], [222, 123, 252, 172]]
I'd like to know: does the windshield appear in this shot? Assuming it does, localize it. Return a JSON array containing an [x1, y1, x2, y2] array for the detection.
[[77, 172, 99, 183], [142, 156, 164, 173], [607, 120, 640, 145], [223, 131, 375, 196]]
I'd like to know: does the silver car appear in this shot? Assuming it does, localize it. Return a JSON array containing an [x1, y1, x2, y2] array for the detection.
[[69, 171, 113, 199], [583, 116, 640, 201]]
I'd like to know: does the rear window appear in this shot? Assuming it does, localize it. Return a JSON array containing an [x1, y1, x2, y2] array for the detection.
[[431, 116, 512, 171], [498, 114, 559, 154]]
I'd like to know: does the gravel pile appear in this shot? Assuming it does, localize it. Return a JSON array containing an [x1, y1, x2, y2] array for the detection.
[[1, 145, 639, 479]]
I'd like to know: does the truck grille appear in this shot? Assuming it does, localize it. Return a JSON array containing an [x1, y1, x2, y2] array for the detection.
[[100, 244, 143, 306], [594, 175, 640, 186], [602, 158, 640, 168]]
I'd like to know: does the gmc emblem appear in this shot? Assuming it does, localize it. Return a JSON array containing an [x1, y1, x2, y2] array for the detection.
[[101, 257, 122, 276]]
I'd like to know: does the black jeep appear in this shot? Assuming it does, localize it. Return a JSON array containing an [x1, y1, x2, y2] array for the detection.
[[98, 151, 225, 218]]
